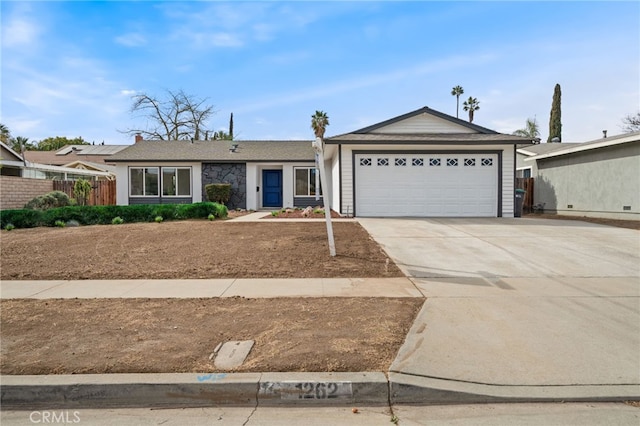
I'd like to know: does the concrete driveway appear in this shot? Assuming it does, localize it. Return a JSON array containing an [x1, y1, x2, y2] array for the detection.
[[358, 217, 640, 401]]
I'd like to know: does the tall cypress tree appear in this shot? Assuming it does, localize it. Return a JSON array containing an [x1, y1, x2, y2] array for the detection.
[[548, 84, 562, 143], [229, 113, 234, 140]]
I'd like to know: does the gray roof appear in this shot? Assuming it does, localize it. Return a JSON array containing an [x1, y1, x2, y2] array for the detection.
[[326, 133, 537, 145], [109, 140, 316, 162], [57, 145, 129, 155], [517, 143, 580, 156]]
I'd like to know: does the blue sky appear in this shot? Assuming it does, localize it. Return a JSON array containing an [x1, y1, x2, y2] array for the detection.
[[1, 1, 638, 145]]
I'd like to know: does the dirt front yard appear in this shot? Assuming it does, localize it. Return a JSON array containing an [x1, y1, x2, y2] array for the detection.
[[0, 220, 419, 375], [0, 297, 423, 375], [0, 221, 403, 280]]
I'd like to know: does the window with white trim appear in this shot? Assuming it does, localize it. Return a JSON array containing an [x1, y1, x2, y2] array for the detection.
[[130, 167, 159, 196], [130, 167, 191, 197], [294, 167, 321, 197], [162, 167, 191, 196]]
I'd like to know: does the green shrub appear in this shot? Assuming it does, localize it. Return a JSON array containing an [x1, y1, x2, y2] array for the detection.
[[207, 213, 215, 221], [112, 216, 124, 225], [271, 211, 279, 217], [205, 183, 232, 205], [155, 216, 163, 223], [4, 223, 15, 231], [0, 209, 44, 228], [0, 202, 227, 229], [151, 204, 177, 221], [24, 191, 72, 210], [54, 220, 66, 228]]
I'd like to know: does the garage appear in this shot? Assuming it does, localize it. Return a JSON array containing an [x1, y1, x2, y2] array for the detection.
[[355, 152, 499, 217]]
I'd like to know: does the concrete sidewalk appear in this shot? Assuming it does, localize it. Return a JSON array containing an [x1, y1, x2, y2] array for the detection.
[[0, 277, 421, 299]]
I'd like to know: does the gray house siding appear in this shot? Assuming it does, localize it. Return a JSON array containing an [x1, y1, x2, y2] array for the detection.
[[293, 196, 324, 208], [534, 143, 639, 220], [129, 197, 192, 205], [202, 163, 247, 210]]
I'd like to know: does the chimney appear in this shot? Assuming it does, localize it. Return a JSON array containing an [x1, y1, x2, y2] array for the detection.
[[135, 133, 143, 143], [602, 130, 607, 138]]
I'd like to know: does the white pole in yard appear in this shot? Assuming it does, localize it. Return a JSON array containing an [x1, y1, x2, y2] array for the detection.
[[312, 137, 336, 257]]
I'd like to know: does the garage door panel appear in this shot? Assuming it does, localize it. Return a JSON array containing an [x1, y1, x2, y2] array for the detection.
[[355, 153, 498, 217]]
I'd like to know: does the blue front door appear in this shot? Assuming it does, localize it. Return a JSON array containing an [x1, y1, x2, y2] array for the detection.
[[262, 170, 282, 207]]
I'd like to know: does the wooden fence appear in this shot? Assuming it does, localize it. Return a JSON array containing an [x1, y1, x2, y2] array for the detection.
[[53, 180, 116, 206], [515, 177, 534, 213]]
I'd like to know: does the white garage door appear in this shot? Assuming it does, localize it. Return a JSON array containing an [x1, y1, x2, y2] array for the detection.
[[355, 153, 498, 217]]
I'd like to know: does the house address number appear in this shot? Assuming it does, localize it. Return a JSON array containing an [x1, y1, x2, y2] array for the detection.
[[260, 381, 353, 400]]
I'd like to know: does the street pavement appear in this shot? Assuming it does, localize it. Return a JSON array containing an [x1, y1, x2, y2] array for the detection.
[[1, 216, 639, 418], [2, 403, 639, 425]]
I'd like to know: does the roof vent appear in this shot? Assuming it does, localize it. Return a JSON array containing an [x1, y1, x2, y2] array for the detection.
[[229, 144, 239, 153], [602, 130, 607, 138]]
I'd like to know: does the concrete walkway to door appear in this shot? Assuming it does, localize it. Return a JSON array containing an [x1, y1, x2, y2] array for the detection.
[[358, 217, 640, 402]]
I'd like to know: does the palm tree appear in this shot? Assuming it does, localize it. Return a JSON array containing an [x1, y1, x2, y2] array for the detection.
[[10, 136, 31, 153], [451, 85, 464, 118], [513, 117, 540, 139], [463, 97, 480, 123], [311, 110, 329, 139], [0, 123, 11, 144]]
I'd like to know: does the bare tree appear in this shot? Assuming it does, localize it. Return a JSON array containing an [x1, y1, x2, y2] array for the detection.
[[621, 112, 640, 133], [122, 89, 215, 140]]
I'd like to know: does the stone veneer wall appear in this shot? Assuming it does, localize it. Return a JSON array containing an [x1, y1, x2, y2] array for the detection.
[[0, 176, 54, 210], [201, 163, 247, 210]]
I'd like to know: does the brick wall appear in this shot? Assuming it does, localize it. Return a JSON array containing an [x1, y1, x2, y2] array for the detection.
[[0, 176, 53, 210]]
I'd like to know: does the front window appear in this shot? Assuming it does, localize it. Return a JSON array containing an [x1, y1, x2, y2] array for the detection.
[[130, 167, 179, 197], [294, 167, 321, 197], [130, 167, 158, 196], [162, 167, 191, 196]]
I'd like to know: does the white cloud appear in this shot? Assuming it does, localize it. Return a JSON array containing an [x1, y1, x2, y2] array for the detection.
[[115, 33, 147, 47], [1, 6, 40, 49], [120, 90, 137, 96]]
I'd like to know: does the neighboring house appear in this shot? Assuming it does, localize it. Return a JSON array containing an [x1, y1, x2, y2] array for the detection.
[[23, 144, 127, 175], [0, 142, 24, 177], [111, 106, 536, 217], [1, 142, 114, 180], [1, 142, 116, 209], [110, 140, 318, 210], [523, 131, 640, 220], [516, 143, 578, 178]]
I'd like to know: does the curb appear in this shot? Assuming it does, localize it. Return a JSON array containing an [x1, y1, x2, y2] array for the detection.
[[389, 373, 640, 404], [2, 372, 639, 409], [0, 372, 389, 409]]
